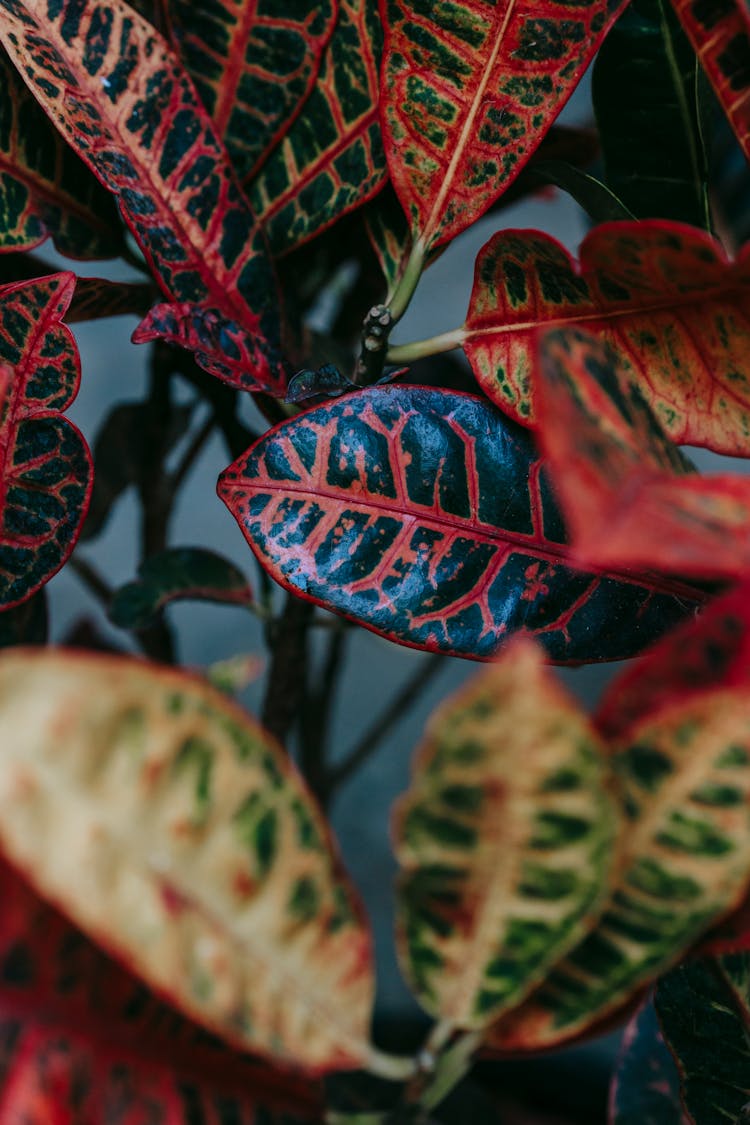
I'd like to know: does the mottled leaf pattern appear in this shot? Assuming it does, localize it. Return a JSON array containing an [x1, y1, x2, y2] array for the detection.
[[218, 385, 700, 664], [657, 953, 750, 1125], [381, 0, 628, 251], [0, 0, 283, 390], [0, 273, 91, 608], [489, 688, 750, 1051], [597, 583, 750, 741], [248, 0, 385, 255], [0, 648, 375, 1074], [609, 998, 688, 1125], [133, 301, 288, 394], [395, 640, 619, 1027], [109, 546, 252, 629], [462, 221, 750, 450], [593, 0, 711, 228], [537, 327, 750, 579], [0, 50, 123, 258], [672, 0, 750, 162], [0, 859, 322, 1123], [169, 0, 338, 182]]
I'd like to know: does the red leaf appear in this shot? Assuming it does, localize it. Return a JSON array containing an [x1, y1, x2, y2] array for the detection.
[[0, 50, 123, 259], [168, 0, 339, 182], [0, 0, 284, 394], [536, 326, 750, 580], [596, 583, 750, 741], [463, 221, 750, 453], [671, 0, 750, 163], [380, 0, 628, 252], [0, 860, 322, 1123], [0, 273, 91, 609]]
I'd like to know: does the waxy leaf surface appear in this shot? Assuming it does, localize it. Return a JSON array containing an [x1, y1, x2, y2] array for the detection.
[[463, 221, 750, 450], [169, 0, 338, 182], [0, 273, 91, 608], [218, 385, 700, 664], [248, 0, 385, 255], [537, 327, 750, 579], [597, 583, 750, 741], [0, 648, 375, 1074], [110, 546, 252, 629], [656, 953, 750, 1125], [380, 0, 627, 252], [0, 859, 322, 1122], [671, 0, 750, 163], [0, 50, 123, 258], [609, 998, 688, 1125], [0, 0, 283, 391], [395, 640, 618, 1027], [489, 688, 750, 1051], [593, 0, 711, 228]]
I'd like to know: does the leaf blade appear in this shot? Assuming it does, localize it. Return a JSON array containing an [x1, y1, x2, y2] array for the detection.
[[0, 648, 375, 1074], [609, 998, 688, 1125], [395, 639, 619, 1027], [218, 385, 701, 664]]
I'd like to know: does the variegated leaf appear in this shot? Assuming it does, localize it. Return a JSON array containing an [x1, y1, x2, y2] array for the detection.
[[461, 221, 750, 450], [0, 858, 323, 1122], [597, 583, 750, 741], [380, 0, 628, 253], [394, 639, 619, 1027], [488, 688, 750, 1051], [109, 546, 252, 629], [671, 0, 750, 163], [609, 998, 688, 1125], [0, 648, 375, 1075], [248, 0, 385, 255], [169, 0, 338, 182], [656, 953, 750, 1125], [537, 327, 750, 579], [218, 385, 701, 664], [0, 0, 283, 392], [0, 273, 91, 608], [0, 49, 123, 258]]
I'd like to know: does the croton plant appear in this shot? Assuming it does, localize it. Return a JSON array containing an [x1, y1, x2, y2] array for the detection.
[[1, 0, 750, 1120]]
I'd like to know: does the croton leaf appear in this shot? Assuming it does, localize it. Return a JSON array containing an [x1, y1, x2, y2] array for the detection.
[[394, 639, 619, 1028], [0, 590, 47, 648], [656, 953, 750, 1124], [109, 546, 253, 629], [0, 858, 322, 1122], [671, 0, 750, 163], [593, 0, 711, 229], [0, 0, 283, 391], [462, 221, 750, 448], [0, 49, 123, 258], [218, 385, 701, 664], [596, 583, 750, 741], [68, 277, 156, 322], [608, 998, 688, 1125], [488, 685, 750, 1051], [168, 0, 338, 183], [380, 0, 628, 254], [537, 326, 750, 579], [0, 273, 92, 608], [248, 0, 385, 255], [0, 648, 375, 1074], [133, 301, 288, 394]]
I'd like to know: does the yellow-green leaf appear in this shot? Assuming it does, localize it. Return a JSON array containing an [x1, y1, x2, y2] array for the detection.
[[489, 689, 750, 1051], [394, 640, 620, 1028], [0, 648, 375, 1075]]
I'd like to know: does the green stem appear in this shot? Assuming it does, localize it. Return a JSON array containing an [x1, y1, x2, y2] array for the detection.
[[387, 327, 465, 365], [389, 240, 427, 322]]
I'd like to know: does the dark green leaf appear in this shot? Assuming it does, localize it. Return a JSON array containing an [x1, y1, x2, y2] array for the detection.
[[610, 998, 688, 1124]]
